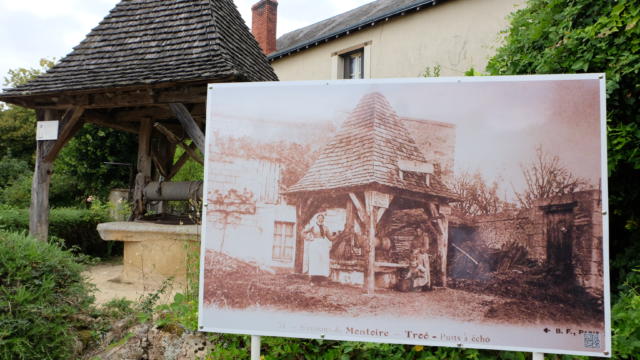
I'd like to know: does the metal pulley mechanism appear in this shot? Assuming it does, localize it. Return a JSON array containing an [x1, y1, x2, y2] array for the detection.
[[143, 181, 203, 201]]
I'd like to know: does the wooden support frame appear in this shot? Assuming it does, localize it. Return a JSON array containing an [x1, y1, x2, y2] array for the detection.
[[167, 142, 198, 180], [293, 196, 322, 273], [133, 118, 153, 218], [44, 107, 85, 162], [30, 107, 85, 241], [170, 103, 205, 153], [425, 202, 449, 287], [362, 190, 394, 295], [154, 122, 203, 165]]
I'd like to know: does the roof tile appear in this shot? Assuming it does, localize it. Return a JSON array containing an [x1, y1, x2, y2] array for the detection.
[[286, 92, 456, 200], [1, 0, 277, 97]]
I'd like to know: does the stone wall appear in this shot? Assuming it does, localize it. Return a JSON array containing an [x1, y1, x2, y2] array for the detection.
[[461, 190, 603, 295]]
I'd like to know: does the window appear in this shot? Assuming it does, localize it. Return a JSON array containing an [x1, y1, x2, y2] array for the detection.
[[341, 49, 364, 79], [273, 221, 295, 262], [331, 42, 371, 80]]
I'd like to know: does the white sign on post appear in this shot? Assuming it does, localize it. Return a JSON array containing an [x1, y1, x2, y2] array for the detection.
[[36, 121, 59, 141], [199, 76, 610, 358]]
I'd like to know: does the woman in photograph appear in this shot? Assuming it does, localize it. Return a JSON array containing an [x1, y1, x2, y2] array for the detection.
[[303, 213, 333, 284]]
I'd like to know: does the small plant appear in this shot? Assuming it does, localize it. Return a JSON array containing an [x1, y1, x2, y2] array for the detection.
[[135, 278, 173, 323], [421, 65, 441, 78]]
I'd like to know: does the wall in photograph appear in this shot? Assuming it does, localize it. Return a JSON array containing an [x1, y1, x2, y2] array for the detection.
[[199, 76, 610, 357]]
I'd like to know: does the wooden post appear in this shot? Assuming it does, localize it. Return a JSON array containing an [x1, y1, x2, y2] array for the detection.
[[364, 191, 376, 295], [294, 202, 305, 273], [29, 108, 85, 241], [169, 103, 205, 153], [29, 110, 55, 241], [133, 118, 152, 218], [425, 202, 450, 287], [440, 214, 449, 287]]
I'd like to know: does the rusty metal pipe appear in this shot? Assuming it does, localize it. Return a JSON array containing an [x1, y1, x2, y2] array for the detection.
[[143, 181, 202, 201]]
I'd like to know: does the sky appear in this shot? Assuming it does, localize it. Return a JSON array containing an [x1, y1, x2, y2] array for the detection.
[[209, 78, 604, 200], [0, 0, 372, 87]]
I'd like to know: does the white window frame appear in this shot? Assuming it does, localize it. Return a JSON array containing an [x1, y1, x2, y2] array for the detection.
[[331, 41, 372, 80]]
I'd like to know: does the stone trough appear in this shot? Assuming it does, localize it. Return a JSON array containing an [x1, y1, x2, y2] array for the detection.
[[97, 221, 200, 285]]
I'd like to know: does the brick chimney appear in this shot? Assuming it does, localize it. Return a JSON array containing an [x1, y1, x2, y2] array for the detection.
[[251, 0, 278, 55]]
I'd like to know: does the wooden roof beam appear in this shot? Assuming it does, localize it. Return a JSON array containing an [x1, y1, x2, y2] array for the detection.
[[43, 107, 85, 162], [170, 103, 205, 153], [85, 110, 139, 134]]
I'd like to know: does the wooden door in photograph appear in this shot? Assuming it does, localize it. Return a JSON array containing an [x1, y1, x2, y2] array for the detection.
[[543, 205, 576, 277]]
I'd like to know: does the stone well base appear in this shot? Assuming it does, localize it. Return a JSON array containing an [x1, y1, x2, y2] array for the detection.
[[97, 222, 200, 284]]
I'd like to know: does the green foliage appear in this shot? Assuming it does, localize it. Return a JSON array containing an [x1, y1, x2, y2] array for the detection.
[[171, 144, 204, 182], [0, 230, 94, 360], [0, 107, 36, 163], [612, 276, 640, 359], [0, 59, 55, 163], [486, 0, 640, 290], [421, 65, 441, 78], [156, 293, 198, 332], [3, 59, 55, 88], [202, 335, 576, 360], [0, 169, 85, 208], [0, 206, 117, 257], [100, 298, 136, 320], [55, 123, 137, 200], [1, 59, 137, 204], [0, 156, 29, 191]]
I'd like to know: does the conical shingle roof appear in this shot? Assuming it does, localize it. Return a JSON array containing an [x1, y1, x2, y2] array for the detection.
[[287, 92, 455, 199], [1, 0, 277, 97]]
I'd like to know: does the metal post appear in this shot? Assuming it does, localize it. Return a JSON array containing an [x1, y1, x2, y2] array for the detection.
[[532, 353, 544, 360], [251, 335, 261, 360]]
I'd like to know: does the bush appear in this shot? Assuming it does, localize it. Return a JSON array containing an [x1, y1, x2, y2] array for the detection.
[[486, 0, 640, 290], [0, 171, 85, 208], [0, 231, 94, 360], [0, 206, 120, 257]]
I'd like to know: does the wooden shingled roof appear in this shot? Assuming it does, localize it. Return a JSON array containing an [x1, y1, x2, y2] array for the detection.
[[286, 92, 456, 200], [0, 0, 277, 101]]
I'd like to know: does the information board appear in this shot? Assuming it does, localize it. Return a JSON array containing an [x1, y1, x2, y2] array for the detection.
[[199, 75, 610, 357]]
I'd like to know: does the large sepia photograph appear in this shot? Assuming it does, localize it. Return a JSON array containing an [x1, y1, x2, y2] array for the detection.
[[198, 76, 610, 356]]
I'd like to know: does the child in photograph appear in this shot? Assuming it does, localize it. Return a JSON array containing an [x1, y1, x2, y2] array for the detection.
[[405, 247, 431, 291]]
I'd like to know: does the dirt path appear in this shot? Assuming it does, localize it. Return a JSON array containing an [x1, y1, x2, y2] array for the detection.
[[203, 250, 602, 328], [84, 260, 180, 306]]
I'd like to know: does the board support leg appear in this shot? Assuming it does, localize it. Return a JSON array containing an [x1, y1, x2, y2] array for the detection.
[[251, 335, 261, 360]]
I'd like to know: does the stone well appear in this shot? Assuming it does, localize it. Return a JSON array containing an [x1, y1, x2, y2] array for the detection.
[[97, 221, 200, 284]]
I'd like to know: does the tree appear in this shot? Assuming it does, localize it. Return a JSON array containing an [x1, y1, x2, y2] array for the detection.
[[0, 59, 55, 163], [514, 146, 588, 208], [486, 0, 640, 286], [451, 170, 509, 216], [0, 59, 137, 205], [54, 124, 137, 200]]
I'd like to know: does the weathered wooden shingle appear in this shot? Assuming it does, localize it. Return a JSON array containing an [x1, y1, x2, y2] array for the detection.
[[1, 0, 277, 97], [287, 92, 456, 199]]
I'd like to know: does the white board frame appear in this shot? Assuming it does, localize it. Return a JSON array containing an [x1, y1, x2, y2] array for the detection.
[[198, 74, 611, 357]]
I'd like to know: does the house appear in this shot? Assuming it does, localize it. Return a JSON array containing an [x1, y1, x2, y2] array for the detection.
[[251, 0, 524, 80]]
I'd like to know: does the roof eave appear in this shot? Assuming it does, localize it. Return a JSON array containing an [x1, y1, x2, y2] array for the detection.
[[267, 0, 439, 61]]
